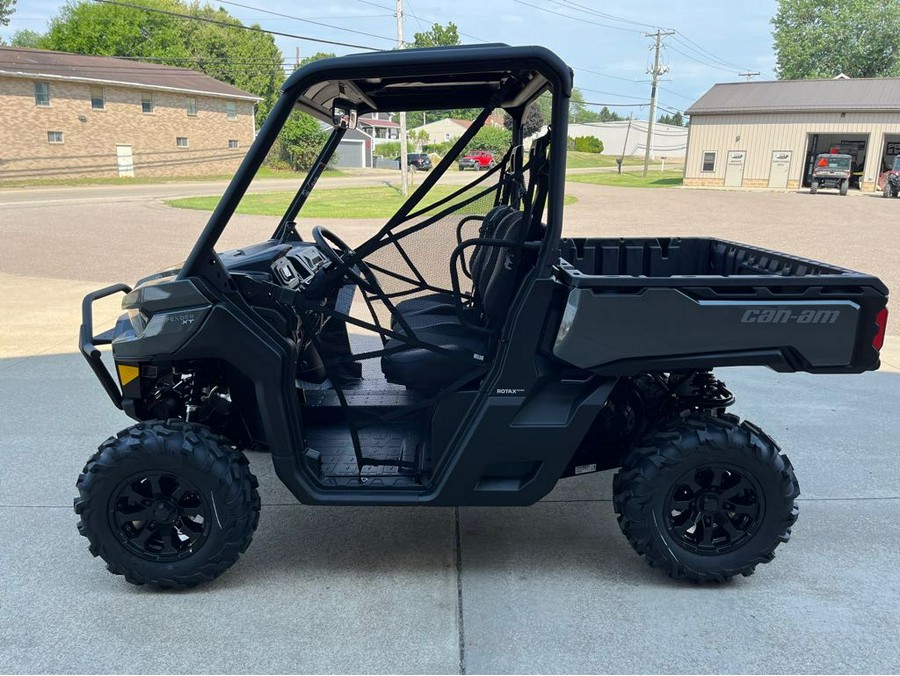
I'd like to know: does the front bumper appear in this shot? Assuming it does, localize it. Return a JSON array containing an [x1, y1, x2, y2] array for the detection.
[[79, 283, 131, 409]]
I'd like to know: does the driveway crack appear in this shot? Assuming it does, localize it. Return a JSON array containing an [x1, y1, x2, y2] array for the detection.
[[454, 506, 466, 675]]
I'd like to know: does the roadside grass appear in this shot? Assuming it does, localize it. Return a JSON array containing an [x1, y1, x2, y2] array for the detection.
[[567, 169, 684, 188], [565, 151, 646, 169], [0, 166, 343, 189], [167, 184, 577, 218]]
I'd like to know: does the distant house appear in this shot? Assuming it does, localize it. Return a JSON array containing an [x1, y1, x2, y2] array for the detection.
[[0, 47, 259, 181], [408, 113, 505, 146], [358, 112, 399, 144], [531, 120, 688, 158]]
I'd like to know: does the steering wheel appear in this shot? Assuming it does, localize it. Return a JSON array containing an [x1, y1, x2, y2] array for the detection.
[[311, 225, 383, 295]]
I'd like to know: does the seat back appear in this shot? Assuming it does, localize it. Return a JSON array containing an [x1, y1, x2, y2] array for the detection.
[[480, 211, 530, 329], [469, 205, 515, 301]]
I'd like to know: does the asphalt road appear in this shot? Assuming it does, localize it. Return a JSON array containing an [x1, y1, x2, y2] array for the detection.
[[0, 178, 898, 673]]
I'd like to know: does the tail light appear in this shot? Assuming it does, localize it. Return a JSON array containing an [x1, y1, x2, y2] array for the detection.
[[873, 307, 888, 351]]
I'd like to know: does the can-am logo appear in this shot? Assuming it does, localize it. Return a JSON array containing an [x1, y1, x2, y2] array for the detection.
[[741, 309, 839, 324]]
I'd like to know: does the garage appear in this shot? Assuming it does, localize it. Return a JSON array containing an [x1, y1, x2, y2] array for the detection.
[[684, 76, 900, 192]]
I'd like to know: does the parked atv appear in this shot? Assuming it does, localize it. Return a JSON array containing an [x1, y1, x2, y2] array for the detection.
[[810, 153, 852, 195], [77, 45, 890, 589], [881, 157, 900, 198]]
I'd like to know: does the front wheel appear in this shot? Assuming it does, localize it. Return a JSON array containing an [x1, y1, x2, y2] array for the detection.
[[840, 179, 848, 196], [810, 181, 818, 194], [613, 414, 799, 583], [74, 421, 260, 589]]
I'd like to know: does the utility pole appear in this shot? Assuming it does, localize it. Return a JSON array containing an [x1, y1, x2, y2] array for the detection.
[[739, 71, 760, 81], [396, 0, 409, 196], [642, 29, 674, 177]]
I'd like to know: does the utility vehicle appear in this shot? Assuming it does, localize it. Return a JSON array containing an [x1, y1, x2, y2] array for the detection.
[[810, 153, 852, 195], [76, 45, 889, 589]]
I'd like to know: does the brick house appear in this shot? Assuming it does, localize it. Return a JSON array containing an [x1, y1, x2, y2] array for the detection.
[[0, 47, 260, 181]]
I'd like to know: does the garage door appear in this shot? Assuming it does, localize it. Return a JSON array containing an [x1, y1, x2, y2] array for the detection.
[[333, 140, 365, 168]]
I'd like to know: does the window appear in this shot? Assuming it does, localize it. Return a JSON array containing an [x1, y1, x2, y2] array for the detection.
[[186, 97, 197, 116], [444, 132, 451, 141], [47, 131, 63, 144], [702, 151, 717, 172], [34, 82, 50, 107], [176, 137, 189, 148], [228, 139, 239, 149], [141, 93, 154, 114], [90, 86, 105, 110], [225, 102, 237, 120]]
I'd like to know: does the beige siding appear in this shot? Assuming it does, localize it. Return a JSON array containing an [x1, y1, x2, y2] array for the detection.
[[684, 111, 900, 191], [0, 76, 256, 180]]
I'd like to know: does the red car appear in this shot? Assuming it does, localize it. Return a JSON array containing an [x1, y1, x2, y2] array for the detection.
[[458, 149, 496, 170]]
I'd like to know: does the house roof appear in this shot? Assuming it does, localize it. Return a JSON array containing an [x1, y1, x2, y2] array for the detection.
[[686, 77, 900, 116], [0, 46, 260, 101], [359, 117, 399, 128]]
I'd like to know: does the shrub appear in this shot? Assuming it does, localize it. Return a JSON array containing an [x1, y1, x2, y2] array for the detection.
[[464, 126, 512, 155], [375, 141, 401, 158], [569, 136, 604, 154], [274, 111, 329, 171]]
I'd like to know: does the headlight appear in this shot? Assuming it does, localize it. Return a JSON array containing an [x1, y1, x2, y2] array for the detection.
[[127, 308, 148, 334]]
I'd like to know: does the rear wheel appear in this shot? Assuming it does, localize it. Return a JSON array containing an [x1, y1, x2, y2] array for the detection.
[[74, 420, 260, 589], [613, 414, 799, 582], [810, 181, 818, 194], [840, 179, 848, 196]]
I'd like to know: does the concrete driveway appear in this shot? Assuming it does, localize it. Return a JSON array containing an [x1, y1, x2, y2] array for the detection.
[[1, 178, 898, 673]]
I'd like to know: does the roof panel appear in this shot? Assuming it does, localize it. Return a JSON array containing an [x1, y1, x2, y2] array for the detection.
[[0, 46, 260, 101], [686, 77, 900, 115]]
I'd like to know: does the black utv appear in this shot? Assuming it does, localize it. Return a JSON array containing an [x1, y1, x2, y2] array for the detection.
[[77, 45, 890, 589]]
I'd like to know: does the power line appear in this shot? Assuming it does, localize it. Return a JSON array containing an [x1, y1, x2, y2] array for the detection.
[[554, 0, 662, 30], [214, 0, 397, 44], [512, 0, 643, 33], [91, 0, 381, 51]]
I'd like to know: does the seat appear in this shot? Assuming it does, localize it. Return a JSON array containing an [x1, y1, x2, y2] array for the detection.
[[381, 211, 530, 390], [392, 204, 516, 318]]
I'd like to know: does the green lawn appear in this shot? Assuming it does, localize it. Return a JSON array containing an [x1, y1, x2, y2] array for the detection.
[[0, 166, 342, 189], [168, 184, 577, 218], [565, 151, 646, 169], [567, 169, 684, 188]]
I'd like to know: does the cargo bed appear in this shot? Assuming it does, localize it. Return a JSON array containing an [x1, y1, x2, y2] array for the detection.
[[552, 237, 889, 375]]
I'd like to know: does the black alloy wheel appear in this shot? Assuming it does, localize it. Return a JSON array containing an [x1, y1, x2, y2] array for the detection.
[[664, 463, 762, 555], [110, 471, 210, 562]]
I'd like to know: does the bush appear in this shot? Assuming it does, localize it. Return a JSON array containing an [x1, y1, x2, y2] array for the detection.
[[273, 111, 329, 171], [375, 141, 401, 158], [423, 140, 454, 156], [569, 136, 604, 154], [464, 126, 512, 155]]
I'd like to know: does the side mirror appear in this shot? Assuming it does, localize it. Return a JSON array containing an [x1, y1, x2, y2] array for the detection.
[[332, 101, 357, 130]]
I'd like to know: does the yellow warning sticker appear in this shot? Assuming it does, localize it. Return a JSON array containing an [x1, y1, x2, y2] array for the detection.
[[117, 364, 140, 387]]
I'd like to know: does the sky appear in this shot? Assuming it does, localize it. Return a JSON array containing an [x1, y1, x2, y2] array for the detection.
[[2, 0, 780, 119]]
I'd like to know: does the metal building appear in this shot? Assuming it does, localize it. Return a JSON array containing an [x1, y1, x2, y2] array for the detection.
[[684, 77, 900, 192]]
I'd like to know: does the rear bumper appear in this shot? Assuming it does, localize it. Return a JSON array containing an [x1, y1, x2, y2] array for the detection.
[[79, 283, 131, 409]]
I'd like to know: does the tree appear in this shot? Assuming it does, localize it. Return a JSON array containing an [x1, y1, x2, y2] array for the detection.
[[10, 29, 42, 47], [503, 103, 545, 137], [299, 51, 335, 68], [0, 0, 15, 31], [465, 126, 512, 155], [412, 21, 460, 48], [658, 111, 685, 126], [772, 0, 900, 78], [277, 112, 329, 171], [38, 0, 284, 123]]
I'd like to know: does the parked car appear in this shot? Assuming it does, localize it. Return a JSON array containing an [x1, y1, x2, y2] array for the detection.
[[396, 152, 432, 171], [879, 156, 900, 198], [458, 149, 496, 170], [810, 153, 852, 195]]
